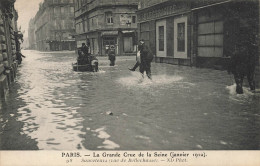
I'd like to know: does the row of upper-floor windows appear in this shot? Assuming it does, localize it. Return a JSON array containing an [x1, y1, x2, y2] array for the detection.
[[74, 0, 139, 11], [53, 6, 74, 15], [53, 19, 75, 29], [75, 13, 136, 33]]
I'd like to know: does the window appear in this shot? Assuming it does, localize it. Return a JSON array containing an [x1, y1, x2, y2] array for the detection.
[[106, 12, 113, 24], [76, 24, 79, 33], [159, 26, 164, 51], [70, 7, 74, 13], [85, 19, 88, 31], [61, 7, 64, 14], [54, 7, 60, 15], [62, 20, 65, 29], [82, 20, 85, 32], [177, 23, 185, 52], [132, 16, 136, 23]]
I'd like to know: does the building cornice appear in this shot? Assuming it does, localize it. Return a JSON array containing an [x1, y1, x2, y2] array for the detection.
[[75, 4, 138, 19]]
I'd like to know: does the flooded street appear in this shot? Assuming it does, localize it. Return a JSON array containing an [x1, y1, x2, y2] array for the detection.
[[0, 50, 260, 150]]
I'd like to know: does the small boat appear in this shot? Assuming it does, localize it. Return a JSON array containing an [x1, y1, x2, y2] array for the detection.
[[72, 58, 98, 72]]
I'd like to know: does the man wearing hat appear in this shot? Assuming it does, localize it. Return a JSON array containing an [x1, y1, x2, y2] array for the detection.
[[129, 39, 153, 79]]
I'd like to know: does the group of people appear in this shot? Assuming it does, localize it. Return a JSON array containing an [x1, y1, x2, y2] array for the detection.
[[77, 39, 154, 79], [78, 36, 257, 94], [129, 39, 154, 80], [130, 38, 257, 93]]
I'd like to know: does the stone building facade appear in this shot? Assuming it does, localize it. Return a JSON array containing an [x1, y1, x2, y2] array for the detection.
[[28, 18, 36, 50], [74, 0, 139, 56], [32, 0, 76, 51], [0, 0, 20, 102], [137, 0, 259, 88]]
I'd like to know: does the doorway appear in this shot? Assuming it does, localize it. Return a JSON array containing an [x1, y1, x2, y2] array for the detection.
[[156, 19, 167, 57], [174, 16, 188, 59]]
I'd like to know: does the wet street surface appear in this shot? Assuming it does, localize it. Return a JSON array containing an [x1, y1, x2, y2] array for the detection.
[[0, 50, 260, 150]]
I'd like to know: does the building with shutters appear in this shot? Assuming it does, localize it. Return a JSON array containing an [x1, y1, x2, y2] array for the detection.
[[137, 0, 259, 87], [32, 0, 76, 51], [0, 0, 20, 101], [74, 0, 139, 56]]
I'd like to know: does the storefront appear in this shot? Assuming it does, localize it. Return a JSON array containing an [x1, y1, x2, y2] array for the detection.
[[101, 31, 118, 56], [137, 1, 192, 66], [192, 1, 259, 69], [49, 40, 75, 51], [77, 30, 137, 56], [137, 0, 258, 69], [121, 30, 136, 55]]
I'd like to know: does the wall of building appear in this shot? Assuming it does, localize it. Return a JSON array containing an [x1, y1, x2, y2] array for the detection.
[[193, 1, 259, 70], [255, 0, 260, 89], [32, 0, 75, 51], [74, 0, 138, 56], [28, 18, 36, 49], [137, 0, 192, 65], [137, 0, 259, 74], [0, 0, 19, 102]]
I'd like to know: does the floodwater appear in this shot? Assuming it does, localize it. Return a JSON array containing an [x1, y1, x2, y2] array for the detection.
[[0, 50, 259, 150]]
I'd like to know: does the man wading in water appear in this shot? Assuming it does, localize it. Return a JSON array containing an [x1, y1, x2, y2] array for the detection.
[[228, 37, 257, 94], [129, 40, 153, 80]]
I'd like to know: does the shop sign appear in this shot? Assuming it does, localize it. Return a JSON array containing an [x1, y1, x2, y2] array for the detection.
[[138, 3, 189, 22], [120, 14, 132, 25]]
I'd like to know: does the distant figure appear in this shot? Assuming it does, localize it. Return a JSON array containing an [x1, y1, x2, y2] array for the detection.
[[81, 43, 89, 55], [108, 45, 116, 66], [138, 40, 153, 79], [228, 39, 257, 94], [78, 43, 90, 65], [16, 51, 25, 64]]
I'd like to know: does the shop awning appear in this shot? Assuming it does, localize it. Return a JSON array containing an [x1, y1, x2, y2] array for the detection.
[[101, 31, 118, 36], [122, 30, 135, 34]]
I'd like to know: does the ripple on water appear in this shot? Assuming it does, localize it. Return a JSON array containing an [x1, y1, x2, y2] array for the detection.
[[92, 127, 120, 150], [226, 84, 258, 102], [117, 73, 183, 88]]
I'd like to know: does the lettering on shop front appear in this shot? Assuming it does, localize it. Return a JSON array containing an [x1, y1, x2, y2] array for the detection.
[[139, 4, 188, 22]]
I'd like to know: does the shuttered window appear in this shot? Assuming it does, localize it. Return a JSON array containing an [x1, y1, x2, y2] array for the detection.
[[197, 9, 223, 57]]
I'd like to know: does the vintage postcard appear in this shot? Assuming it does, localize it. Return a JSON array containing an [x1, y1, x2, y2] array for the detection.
[[0, 0, 259, 165]]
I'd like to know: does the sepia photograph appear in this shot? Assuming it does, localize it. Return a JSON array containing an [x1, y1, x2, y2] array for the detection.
[[0, 0, 260, 165]]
